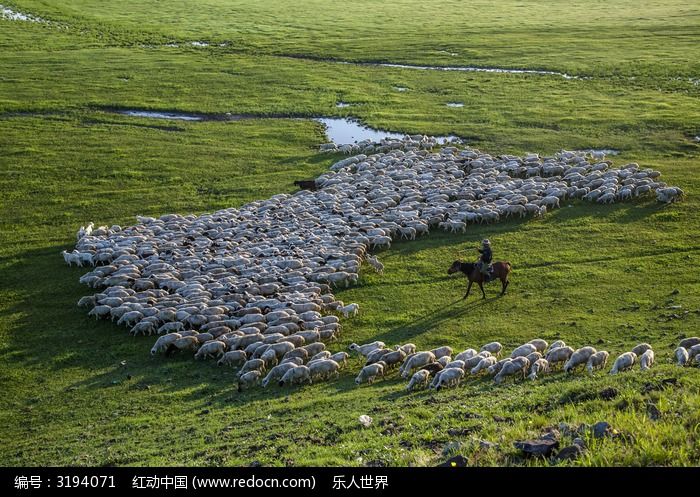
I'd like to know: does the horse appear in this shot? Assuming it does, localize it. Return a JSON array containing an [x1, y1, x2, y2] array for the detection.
[[447, 260, 512, 300]]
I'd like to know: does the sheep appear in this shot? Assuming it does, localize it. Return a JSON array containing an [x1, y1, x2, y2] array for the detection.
[[217, 350, 247, 367], [329, 351, 348, 367], [563, 346, 597, 373], [309, 359, 341, 381], [301, 342, 326, 357], [494, 357, 529, 384], [528, 339, 548, 353], [355, 361, 386, 385], [480, 342, 503, 356], [340, 303, 359, 318], [406, 369, 430, 391], [194, 340, 226, 360], [430, 346, 453, 360], [547, 340, 566, 352], [237, 371, 262, 392], [380, 349, 406, 369], [150, 333, 181, 355], [365, 348, 392, 365], [525, 351, 543, 364], [166, 336, 200, 355], [454, 349, 478, 362], [545, 345, 574, 368], [280, 356, 304, 366], [260, 349, 279, 369], [365, 255, 384, 274], [436, 356, 451, 368], [528, 358, 550, 380], [261, 362, 297, 387], [434, 367, 465, 390], [610, 352, 637, 375], [470, 356, 497, 375], [394, 343, 417, 355], [463, 351, 492, 369], [487, 358, 511, 376], [511, 343, 537, 359], [679, 337, 700, 349], [238, 359, 266, 377], [278, 365, 312, 386], [282, 348, 309, 363], [675, 347, 689, 366], [310, 351, 332, 363], [586, 351, 609, 373], [640, 349, 654, 371], [688, 344, 700, 362], [631, 343, 652, 357], [348, 341, 384, 357]]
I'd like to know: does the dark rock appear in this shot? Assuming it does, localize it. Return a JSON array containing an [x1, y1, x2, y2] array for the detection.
[[479, 440, 497, 450], [437, 455, 467, 467], [249, 461, 262, 467], [555, 444, 584, 461], [493, 415, 515, 424], [442, 441, 463, 455], [593, 421, 612, 438], [671, 289, 680, 295], [514, 438, 559, 457], [599, 387, 619, 400], [365, 459, 387, 467], [575, 423, 591, 436], [646, 403, 662, 421], [541, 427, 560, 441], [447, 426, 480, 436], [573, 437, 586, 449], [596, 338, 606, 344]]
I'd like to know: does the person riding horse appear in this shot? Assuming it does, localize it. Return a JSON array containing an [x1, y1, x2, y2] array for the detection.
[[477, 239, 492, 279]]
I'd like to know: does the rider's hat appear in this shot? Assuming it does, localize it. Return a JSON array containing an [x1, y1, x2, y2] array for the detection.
[[482, 239, 491, 246]]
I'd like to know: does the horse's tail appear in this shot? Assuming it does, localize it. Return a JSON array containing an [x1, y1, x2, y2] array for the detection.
[[504, 261, 512, 271]]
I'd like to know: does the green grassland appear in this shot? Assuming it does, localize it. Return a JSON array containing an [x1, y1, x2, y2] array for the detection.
[[0, 1, 699, 466]]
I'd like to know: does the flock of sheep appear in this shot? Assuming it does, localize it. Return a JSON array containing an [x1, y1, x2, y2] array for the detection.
[[64, 142, 684, 385]]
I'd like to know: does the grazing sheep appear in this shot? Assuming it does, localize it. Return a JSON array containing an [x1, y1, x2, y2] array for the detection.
[[464, 351, 492, 369], [586, 351, 609, 373], [525, 351, 543, 364], [237, 371, 262, 392], [631, 343, 652, 357], [494, 357, 529, 384], [406, 369, 431, 391], [470, 356, 497, 375], [547, 340, 566, 352], [487, 358, 511, 376], [194, 340, 226, 360], [455, 349, 478, 362], [365, 348, 392, 365], [675, 347, 689, 366], [394, 343, 417, 355], [480, 342, 503, 356], [528, 339, 548, 353], [528, 358, 550, 380], [563, 346, 597, 373], [679, 337, 700, 349], [279, 365, 312, 386], [217, 350, 247, 367], [546, 345, 574, 368], [355, 361, 386, 385], [436, 356, 451, 368], [640, 349, 654, 371], [238, 358, 266, 377], [309, 359, 341, 381], [688, 344, 700, 362], [310, 351, 332, 363], [421, 362, 444, 377], [381, 349, 406, 369], [260, 349, 279, 368], [511, 343, 537, 359], [329, 351, 349, 367], [302, 342, 326, 357], [150, 333, 182, 355], [349, 341, 385, 357], [430, 346, 453, 360], [261, 362, 297, 387], [434, 367, 465, 390], [340, 303, 360, 318], [610, 352, 637, 375], [167, 336, 200, 355], [280, 356, 304, 366], [282, 348, 309, 363]]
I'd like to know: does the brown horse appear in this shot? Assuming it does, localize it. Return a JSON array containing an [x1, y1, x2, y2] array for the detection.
[[447, 260, 512, 300]]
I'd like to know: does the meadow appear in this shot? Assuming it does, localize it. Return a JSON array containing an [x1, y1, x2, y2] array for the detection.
[[0, 0, 699, 466]]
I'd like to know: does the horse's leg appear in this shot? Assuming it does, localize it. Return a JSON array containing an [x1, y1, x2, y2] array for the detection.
[[463, 280, 473, 300], [500, 277, 509, 296], [479, 281, 486, 299]]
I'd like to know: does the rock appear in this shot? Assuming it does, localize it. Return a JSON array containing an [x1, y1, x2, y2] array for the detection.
[[513, 438, 559, 457], [646, 403, 662, 421], [541, 427, 560, 441], [555, 444, 584, 461], [365, 459, 387, 467], [358, 415, 373, 428], [593, 421, 612, 438], [493, 415, 514, 424], [479, 440, 497, 450], [671, 289, 680, 295], [599, 387, 619, 400], [249, 461, 262, 467], [437, 455, 467, 467], [442, 441, 463, 455], [573, 437, 586, 449]]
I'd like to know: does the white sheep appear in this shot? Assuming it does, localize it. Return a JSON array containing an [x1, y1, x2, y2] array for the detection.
[[237, 371, 262, 392], [480, 342, 503, 356], [610, 352, 637, 375], [193, 340, 226, 360], [494, 357, 529, 384], [675, 346, 689, 366], [406, 369, 430, 391], [217, 350, 247, 367], [341, 303, 360, 318], [547, 340, 566, 352], [563, 346, 597, 373], [528, 358, 550, 380], [487, 358, 511, 376], [394, 343, 417, 355], [329, 351, 349, 367], [355, 361, 386, 385], [528, 339, 548, 353], [470, 356, 497, 375], [455, 349, 478, 362], [309, 359, 340, 381], [511, 343, 537, 359], [400, 351, 437, 378], [525, 351, 543, 364], [640, 349, 654, 371], [279, 365, 312, 386], [545, 345, 574, 368], [679, 337, 700, 349], [688, 344, 700, 362], [434, 367, 465, 389], [261, 362, 297, 387], [431, 346, 453, 360], [150, 333, 181, 355], [585, 351, 609, 373], [631, 343, 652, 357], [238, 358, 267, 377], [348, 341, 384, 357]]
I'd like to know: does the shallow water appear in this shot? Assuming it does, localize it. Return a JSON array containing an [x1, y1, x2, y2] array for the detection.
[[446, 102, 464, 108], [336, 102, 352, 108], [1, 5, 45, 22], [119, 110, 203, 121], [393, 86, 408, 92]]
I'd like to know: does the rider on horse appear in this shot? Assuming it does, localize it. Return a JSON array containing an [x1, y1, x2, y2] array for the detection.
[[477, 239, 492, 279]]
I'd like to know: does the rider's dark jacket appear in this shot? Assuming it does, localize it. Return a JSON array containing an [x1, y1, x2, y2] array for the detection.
[[478, 246, 492, 265]]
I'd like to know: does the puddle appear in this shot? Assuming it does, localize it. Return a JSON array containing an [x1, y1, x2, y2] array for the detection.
[[336, 102, 352, 108], [438, 50, 459, 56], [314, 118, 405, 144], [190, 41, 209, 48], [446, 102, 464, 108], [393, 86, 408, 92], [1, 4, 45, 22], [118, 110, 204, 121]]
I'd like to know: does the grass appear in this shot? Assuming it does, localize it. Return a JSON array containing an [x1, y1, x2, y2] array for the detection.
[[0, 0, 699, 466]]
